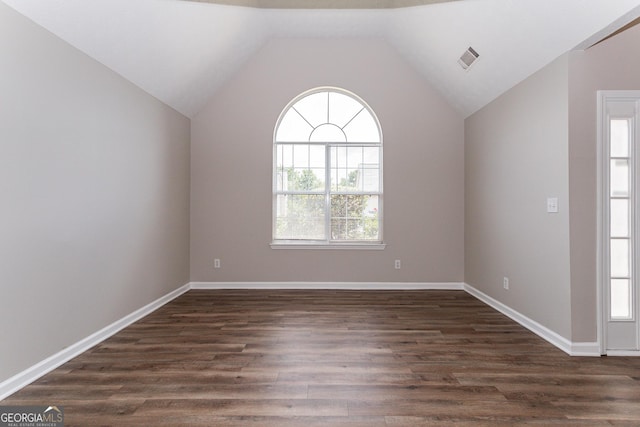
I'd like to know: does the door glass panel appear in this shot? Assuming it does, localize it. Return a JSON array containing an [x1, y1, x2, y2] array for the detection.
[[610, 239, 630, 278], [610, 159, 629, 197], [610, 199, 629, 238], [611, 279, 632, 319], [610, 119, 629, 158]]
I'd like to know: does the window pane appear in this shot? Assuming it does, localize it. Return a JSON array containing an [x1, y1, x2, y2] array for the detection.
[[330, 147, 346, 191], [611, 199, 629, 238], [276, 109, 312, 142], [611, 119, 629, 158], [277, 144, 325, 191], [329, 92, 363, 128], [275, 145, 288, 192], [610, 238, 629, 278], [343, 109, 380, 143], [293, 144, 309, 168], [277, 144, 293, 168], [276, 195, 325, 240], [347, 146, 363, 168], [363, 146, 380, 164], [611, 279, 631, 319], [284, 169, 324, 192], [361, 166, 380, 192], [362, 147, 380, 191], [293, 92, 328, 128], [331, 147, 380, 192], [332, 146, 346, 169], [331, 195, 379, 240], [331, 147, 358, 191], [611, 159, 629, 197], [310, 124, 346, 142], [309, 145, 325, 168]]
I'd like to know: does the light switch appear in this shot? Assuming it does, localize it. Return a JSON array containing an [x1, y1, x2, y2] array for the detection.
[[547, 197, 559, 213]]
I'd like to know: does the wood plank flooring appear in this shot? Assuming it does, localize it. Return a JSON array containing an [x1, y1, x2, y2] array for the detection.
[[3, 290, 640, 425]]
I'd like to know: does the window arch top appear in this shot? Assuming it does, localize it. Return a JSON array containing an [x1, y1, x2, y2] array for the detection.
[[275, 88, 381, 144]]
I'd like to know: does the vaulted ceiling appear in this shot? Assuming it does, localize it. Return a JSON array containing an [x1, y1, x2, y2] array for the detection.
[[3, 0, 640, 118]]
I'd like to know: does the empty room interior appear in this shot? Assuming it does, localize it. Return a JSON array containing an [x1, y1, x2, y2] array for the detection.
[[3, 0, 640, 424]]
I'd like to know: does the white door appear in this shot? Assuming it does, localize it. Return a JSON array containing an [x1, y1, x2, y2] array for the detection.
[[599, 91, 640, 355]]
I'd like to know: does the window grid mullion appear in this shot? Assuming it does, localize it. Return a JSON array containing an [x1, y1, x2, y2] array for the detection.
[[325, 143, 331, 243]]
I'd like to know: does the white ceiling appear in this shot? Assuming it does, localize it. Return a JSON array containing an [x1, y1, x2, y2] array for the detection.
[[180, 0, 459, 8], [3, 0, 640, 118]]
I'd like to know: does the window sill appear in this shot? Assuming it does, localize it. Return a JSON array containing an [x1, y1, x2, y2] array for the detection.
[[270, 241, 386, 250]]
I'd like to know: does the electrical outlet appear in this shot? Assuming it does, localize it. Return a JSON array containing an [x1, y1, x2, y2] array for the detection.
[[503, 277, 509, 290], [214, 258, 221, 269], [395, 259, 401, 270]]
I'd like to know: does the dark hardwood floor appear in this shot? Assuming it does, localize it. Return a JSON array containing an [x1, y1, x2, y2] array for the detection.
[[3, 290, 640, 425]]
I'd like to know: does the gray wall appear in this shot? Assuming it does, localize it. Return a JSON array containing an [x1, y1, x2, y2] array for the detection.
[[568, 24, 640, 342], [465, 23, 640, 344], [190, 38, 464, 283], [0, 3, 191, 383], [465, 56, 572, 339]]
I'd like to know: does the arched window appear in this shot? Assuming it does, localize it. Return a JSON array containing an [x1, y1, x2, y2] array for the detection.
[[273, 87, 383, 246]]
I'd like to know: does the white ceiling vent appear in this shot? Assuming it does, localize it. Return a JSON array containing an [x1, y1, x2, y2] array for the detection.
[[458, 46, 479, 70]]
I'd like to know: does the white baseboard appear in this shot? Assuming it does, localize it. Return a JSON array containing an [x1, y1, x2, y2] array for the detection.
[[571, 341, 602, 357], [606, 350, 640, 356], [463, 283, 601, 357], [189, 281, 466, 290], [3, 280, 606, 401], [0, 283, 190, 401]]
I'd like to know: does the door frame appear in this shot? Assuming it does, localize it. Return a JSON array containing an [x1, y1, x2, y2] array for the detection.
[[597, 90, 640, 356]]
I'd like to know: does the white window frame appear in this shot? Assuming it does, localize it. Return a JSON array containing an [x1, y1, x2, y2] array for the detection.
[[271, 87, 385, 250]]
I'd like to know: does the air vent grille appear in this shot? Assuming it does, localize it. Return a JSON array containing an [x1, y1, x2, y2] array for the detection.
[[458, 46, 479, 70]]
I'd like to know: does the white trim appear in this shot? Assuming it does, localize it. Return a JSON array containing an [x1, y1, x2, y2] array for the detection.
[[597, 90, 606, 355], [606, 350, 640, 356], [0, 283, 190, 401], [190, 281, 464, 290], [570, 341, 602, 357], [463, 283, 601, 357]]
